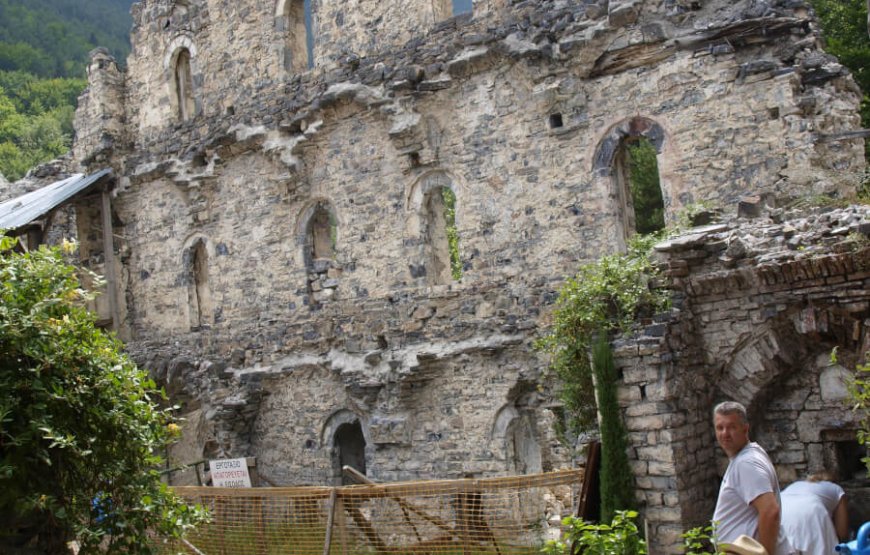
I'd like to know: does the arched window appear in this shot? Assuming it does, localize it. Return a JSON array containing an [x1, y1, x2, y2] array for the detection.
[[173, 48, 195, 121], [593, 117, 668, 242], [283, 0, 314, 72], [422, 185, 461, 285], [184, 238, 212, 329]]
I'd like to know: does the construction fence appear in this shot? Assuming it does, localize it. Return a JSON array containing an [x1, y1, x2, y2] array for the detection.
[[154, 468, 584, 555]]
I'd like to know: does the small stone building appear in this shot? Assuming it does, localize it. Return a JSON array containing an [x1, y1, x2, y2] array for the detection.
[[60, 0, 869, 551]]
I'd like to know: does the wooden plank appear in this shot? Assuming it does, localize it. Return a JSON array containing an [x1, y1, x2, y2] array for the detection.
[[342, 466, 454, 535], [322, 488, 338, 555]]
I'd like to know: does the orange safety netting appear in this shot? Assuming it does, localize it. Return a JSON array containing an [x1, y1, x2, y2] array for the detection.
[[153, 468, 583, 555]]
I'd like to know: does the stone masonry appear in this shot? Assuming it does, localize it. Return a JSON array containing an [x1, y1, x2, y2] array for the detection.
[[65, 0, 867, 551]]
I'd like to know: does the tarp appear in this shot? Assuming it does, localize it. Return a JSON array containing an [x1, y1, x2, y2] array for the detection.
[[0, 169, 111, 231]]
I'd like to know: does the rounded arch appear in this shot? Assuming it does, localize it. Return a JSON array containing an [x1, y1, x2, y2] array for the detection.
[[405, 169, 464, 213], [320, 409, 370, 448], [181, 232, 216, 261], [491, 401, 542, 475], [163, 34, 198, 70], [591, 116, 667, 176]]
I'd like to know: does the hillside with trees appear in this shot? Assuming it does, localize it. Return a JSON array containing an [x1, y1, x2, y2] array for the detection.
[[0, 0, 133, 181]]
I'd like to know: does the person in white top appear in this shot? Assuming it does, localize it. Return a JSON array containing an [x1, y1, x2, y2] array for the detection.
[[712, 401, 795, 555], [781, 474, 849, 555]]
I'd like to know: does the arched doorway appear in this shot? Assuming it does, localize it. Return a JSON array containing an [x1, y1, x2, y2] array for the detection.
[[333, 420, 366, 485]]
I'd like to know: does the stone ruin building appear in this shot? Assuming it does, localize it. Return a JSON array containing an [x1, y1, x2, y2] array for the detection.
[[1, 0, 868, 551]]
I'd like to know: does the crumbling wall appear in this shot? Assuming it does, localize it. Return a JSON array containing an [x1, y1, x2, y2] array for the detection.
[[67, 0, 869, 551], [614, 206, 870, 550]]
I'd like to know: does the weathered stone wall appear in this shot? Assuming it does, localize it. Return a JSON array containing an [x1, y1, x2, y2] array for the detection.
[[67, 0, 869, 551], [613, 206, 870, 550]]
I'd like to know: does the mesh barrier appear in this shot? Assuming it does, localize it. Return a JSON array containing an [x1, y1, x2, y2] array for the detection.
[[154, 468, 583, 555]]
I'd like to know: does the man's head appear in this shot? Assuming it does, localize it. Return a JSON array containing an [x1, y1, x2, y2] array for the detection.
[[713, 401, 750, 458]]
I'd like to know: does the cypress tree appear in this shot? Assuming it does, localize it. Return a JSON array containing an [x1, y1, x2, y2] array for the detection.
[[592, 332, 635, 522]]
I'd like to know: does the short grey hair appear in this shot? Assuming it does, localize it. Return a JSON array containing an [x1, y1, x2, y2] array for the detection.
[[713, 401, 748, 424]]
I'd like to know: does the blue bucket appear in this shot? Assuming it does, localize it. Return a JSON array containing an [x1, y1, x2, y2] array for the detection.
[[836, 522, 870, 555]]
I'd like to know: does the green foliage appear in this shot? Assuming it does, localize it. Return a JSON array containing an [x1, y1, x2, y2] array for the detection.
[[0, 74, 84, 180], [0, 237, 207, 552], [442, 186, 462, 281], [542, 510, 647, 555], [593, 334, 635, 523], [0, 0, 133, 79], [833, 346, 870, 476], [810, 0, 870, 161], [682, 524, 725, 555], [626, 139, 665, 234], [537, 233, 670, 431]]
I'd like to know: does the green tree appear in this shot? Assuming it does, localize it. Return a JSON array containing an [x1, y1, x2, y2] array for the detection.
[[0, 79, 83, 180], [811, 0, 870, 161], [593, 334, 635, 522], [0, 237, 206, 553]]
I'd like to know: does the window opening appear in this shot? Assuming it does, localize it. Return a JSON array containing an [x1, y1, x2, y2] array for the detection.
[[187, 240, 212, 329], [453, 0, 473, 15], [174, 48, 195, 121], [616, 136, 665, 235], [285, 0, 314, 71], [422, 186, 461, 284]]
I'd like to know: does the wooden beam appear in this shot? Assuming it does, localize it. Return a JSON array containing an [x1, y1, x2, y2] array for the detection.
[[101, 187, 119, 331]]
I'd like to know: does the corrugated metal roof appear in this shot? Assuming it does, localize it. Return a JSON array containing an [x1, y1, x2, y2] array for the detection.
[[0, 169, 112, 231]]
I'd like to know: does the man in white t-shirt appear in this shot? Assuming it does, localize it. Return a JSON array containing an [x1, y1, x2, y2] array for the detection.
[[712, 401, 794, 555]]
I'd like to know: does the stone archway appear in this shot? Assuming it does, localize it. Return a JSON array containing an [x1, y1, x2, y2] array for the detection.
[[591, 116, 673, 248]]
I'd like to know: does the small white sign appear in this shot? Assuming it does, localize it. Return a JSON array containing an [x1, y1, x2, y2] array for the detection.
[[209, 457, 252, 488]]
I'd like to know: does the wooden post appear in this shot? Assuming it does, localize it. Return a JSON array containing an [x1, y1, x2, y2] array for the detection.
[[322, 488, 338, 555], [100, 188, 119, 331]]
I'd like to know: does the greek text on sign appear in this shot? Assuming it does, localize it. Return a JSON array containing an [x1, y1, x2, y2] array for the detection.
[[209, 458, 252, 488]]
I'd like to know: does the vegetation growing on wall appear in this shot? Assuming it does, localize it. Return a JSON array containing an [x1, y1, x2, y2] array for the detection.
[[538, 233, 670, 432], [443, 186, 462, 280], [0, 237, 206, 552], [627, 138, 665, 234]]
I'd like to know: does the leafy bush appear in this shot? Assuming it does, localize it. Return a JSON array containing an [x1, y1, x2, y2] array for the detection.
[[543, 510, 647, 555], [682, 524, 725, 555], [537, 233, 670, 432], [0, 237, 207, 553]]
